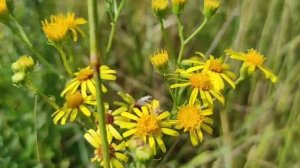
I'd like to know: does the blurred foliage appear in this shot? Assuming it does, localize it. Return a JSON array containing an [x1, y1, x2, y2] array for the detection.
[[0, 0, 300, 167]]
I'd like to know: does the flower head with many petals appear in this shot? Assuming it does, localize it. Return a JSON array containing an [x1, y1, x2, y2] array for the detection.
[[118, 99, 178, 155], [176, 104, 213, 146], [84, 129, 128, 168], [0, 0, 8, 15], [52, 92, 96, 124], [61, 65, 117, 97], [225, 49, 277, 83]]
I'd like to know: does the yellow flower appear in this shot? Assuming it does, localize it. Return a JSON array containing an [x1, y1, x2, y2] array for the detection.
[[84, 129, 128, 168], [119, 99, 179, 155], [171, 70, 224, 106], [150, 50, 169, 69], [172, 0, 187, 15], [152, 0, 168, 11], [93, 106, 128, 142], [42, 13, 87, 42], [52, 92, 96, 125], [176, 104, 213, 146], [0, 0, 7, 15], [61, 65, 117, 97], [225, 49, 278, 83], [183, 55, 236, 89], [203, 0, 220, 18]]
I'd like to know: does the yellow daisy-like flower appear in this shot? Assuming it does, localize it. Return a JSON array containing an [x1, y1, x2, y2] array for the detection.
[[119, 99, 179, 155], [152, 0, 168, 11], [225, 49, 278, 83], [84, 129, 128, 168], [52, 92, 96, 125], [61, 65, 117, 97], [183, 55, 236, 89], [42, 13, 87, 42], [171, 70, 224, 106], [176, 104, 213, 146], [0, 0, 8, 15], [93, 106, 128, 142], [150, 50, 169, 69]]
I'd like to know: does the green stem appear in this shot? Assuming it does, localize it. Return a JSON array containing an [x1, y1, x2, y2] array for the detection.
[[55, 45, 73, 76], [8, 14, 58, 74], [176, 16, 185, 66], [184, 18, 208, 45], [88, 0, 111, 168], [33, 96, 41, 165], [26, 83, 59, 110], [163, 74, 177, 111], [105, 0, 126, 60]]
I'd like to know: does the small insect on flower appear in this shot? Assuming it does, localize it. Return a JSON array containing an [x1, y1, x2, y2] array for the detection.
[[119, 99, 179, 155], [171, 70, 224, 106], [52, 92, 96, 125], [176, 104, 213, 146], [84, 129, 128, 168], [42, 13, 86, 42], [0, 0, 8, 15], [225, 49, 278, 83], [182, 55, 236, 89], [93, 105, 128, 142], [61, 65, 117, 97]]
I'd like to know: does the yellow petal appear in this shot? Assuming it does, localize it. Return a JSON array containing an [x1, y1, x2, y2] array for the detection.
[[115, 152, 128, 162], [190, 129, 199, 146], [79, 105, 91, 116], [149, 136, 156, 155], [201, 123, 213, 134], [170, 82, 190, 89], [133, 108, 143, 117], [156, 136, 166, 153], [121, 112, 139, 121], [196, 128, 203, 142], [189, 88, 199, 105], [161, 128, 179, 136], [108, 125, 123, 140], [157, 111, 170, 120], [123, 129, 137, 137]]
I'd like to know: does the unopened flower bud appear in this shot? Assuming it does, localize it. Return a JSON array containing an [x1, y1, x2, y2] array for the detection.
[[203, 0, 220, 19], [152, 0, 168, 20], [172, 0, 187, 15], [150, 49, 169, 73], [135, 145, 153, 163], [12, 55, 35, 72], [12, 72, 26, 84]]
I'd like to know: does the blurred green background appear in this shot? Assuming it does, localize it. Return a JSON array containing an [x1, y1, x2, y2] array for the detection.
[[0, 0, 299, 167]]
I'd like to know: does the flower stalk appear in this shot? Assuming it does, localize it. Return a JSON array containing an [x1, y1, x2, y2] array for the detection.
[[88, 0, 111, 168], [54, 45, 73, 76]]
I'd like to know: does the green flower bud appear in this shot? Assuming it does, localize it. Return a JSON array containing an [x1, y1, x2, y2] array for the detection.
[[203, 0, 220, 19], [12, 72, 26, 84]]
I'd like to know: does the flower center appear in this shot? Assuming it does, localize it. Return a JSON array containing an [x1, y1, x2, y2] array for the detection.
[[246, 50, 265, 66], [95, 145, 115, 161], [177, 105, 204, 131], [66, 92, 83, 108], [189, 73, 213, 91], [136, 114, 159, 136], [105, 113, 114, 125], [209, 60, 223, 73], [77, 68, 94, 81]]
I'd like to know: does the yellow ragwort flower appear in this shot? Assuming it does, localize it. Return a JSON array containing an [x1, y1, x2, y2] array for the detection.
[[0, 0, 7, 15], [152, 0, 168, 11], [225, 49, 278, 83], [176, 104, 213, 146], [84, 129, 128, 168], [42, 13, 87, 42], [93, 105, 128, 142], [183, 55, 236, 89], [61, 65, 117, 97], [150, 49, 169, 69], [203, 0, 220, 18], [119, 99, 179, 155], [171, 70, 224, 106], [52, 92, 96, 125]]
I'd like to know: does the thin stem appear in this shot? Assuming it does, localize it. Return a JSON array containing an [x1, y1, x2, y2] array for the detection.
[[176, 16, 185, 66], [26, 83, 59, 110], [163, 74, 177, 111], [55, 45, 73, 76], [8, 14, 58, 74], [105, 0, 126, 60], [159, 19, 174, 62], [88, 0, 111, 168], [184, 18, 208, 45], [33, 96, 41, 165]]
